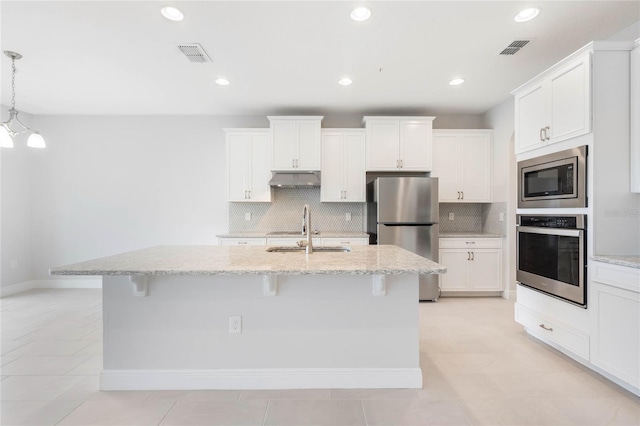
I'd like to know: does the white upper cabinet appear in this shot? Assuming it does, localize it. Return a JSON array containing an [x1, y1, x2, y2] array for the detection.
[[268, 116, 323, 171], [514, 53, 591, 154], [321, 129, 365, 202], [363, 116, 435, 171], [432, 130, 492, 202], [225, 129, 272, 202]]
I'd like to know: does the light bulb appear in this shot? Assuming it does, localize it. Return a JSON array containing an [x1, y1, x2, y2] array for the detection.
[[215, 78, 230, 86], [449, 78, 465, 86], [338, 77, 353, 86], [514, 8, 539, 23], [27, 132, 46, 148], [0, 126, 14, 148], [350, 7, 371, 22], [161, 6, 184, 21]]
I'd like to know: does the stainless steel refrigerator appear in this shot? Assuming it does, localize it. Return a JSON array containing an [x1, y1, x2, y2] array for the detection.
[[367, 177, 440, 301]]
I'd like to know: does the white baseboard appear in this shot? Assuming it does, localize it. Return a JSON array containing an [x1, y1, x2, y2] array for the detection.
[[0, 281, 34, 297], [1, 278, 102, 297], [100, 368, 423, 391], [502, 289, 515, 300]]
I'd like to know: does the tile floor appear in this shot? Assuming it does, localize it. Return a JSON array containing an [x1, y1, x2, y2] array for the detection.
[[1, 289, 638, 425]]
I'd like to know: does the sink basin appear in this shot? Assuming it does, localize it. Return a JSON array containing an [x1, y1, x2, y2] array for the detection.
[[266, 246, 351, 253]]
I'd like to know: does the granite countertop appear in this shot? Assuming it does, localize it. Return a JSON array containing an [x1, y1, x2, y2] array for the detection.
[[591, 255, 640, 269], [50, 245, 446, 276], [439, 233, 504, 238], [217, 232, 369, 238]]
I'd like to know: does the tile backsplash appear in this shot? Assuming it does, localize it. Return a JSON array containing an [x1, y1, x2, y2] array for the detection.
[[229, 188, 364, 233], [230, 192, 505, 236], [439, 202, 506, 234]]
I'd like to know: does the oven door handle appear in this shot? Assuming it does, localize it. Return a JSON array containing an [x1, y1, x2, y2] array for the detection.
[[516, 226, 582, 237]]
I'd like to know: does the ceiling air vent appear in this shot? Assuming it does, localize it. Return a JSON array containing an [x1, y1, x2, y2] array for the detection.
[[499, 40, 530, 55], [177, 43, 211, 63]]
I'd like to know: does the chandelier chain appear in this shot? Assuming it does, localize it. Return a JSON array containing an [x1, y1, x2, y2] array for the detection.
[[10, 56, 16, 110]]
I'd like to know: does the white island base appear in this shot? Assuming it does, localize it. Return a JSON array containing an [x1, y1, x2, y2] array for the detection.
[[101, 273, 421, 391]]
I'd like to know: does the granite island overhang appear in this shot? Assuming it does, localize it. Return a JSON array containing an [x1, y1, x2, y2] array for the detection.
[[51, 245, 446, 390]]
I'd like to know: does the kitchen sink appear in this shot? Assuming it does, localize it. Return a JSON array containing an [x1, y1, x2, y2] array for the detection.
[[266, 246, 351, 253]]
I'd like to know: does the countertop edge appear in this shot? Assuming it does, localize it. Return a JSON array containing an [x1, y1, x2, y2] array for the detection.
[[591, 255, 640, 269], [50, 267, 447, 276]]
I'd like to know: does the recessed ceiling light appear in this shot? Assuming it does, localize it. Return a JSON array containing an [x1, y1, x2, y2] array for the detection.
[[449, 78, 465, 86], [514, 8, 539, 23], [350, 7, 371, 22], [215, 78, 230, 86], [161, 6, 184, 21], [338, 77, 353, 86]]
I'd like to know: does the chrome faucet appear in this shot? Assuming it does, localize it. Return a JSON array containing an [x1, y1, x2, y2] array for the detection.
[[300, 204, 313, 254]]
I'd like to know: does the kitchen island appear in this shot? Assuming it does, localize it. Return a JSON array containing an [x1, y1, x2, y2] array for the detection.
[[50, 245, 445, 391]]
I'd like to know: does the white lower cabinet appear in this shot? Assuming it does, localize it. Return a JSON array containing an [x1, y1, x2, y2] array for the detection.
[[219, 238, 266, 246], [266, 237, 320, 247], [439, 238, 502, 292], [590, 261, 640, 391], [320, 237, 369, 246], [515, 301, 590, 360]]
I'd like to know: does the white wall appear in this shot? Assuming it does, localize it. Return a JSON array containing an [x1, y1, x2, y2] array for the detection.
[[1, 106, 35, 288], [25, 114, 269, 281], [482, 96, 516, 296]]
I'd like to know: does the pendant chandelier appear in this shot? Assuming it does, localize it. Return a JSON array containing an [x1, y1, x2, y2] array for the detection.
[[0, 51, 45, 148]]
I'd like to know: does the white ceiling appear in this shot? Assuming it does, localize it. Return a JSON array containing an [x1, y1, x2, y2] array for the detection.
[[1, 1, 639, 116]]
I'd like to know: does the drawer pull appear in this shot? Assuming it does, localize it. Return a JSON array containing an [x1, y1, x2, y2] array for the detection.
[[465, 241, 475, 244], [539, 323, 553, 332], [238, 242, 247, 245]]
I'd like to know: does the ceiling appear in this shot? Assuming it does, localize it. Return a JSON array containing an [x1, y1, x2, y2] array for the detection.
[[1, 1, 639, 116]]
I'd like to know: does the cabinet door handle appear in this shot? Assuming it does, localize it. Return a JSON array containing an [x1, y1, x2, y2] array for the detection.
[[457, 191, 461, 200], [540, 128, 545, 142], [461, 191, 464, 200], [539, 323, 553, 332], [471, 251, 474, 261], [467, 251, 471, 261], [545, 126, 550, 141], [244, 190, 248, 199], [400, 159, 403, 168], [247, 190, 251, 199]]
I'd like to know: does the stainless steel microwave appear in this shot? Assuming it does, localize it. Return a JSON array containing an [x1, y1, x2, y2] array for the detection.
[[518, 146, 587, 208]]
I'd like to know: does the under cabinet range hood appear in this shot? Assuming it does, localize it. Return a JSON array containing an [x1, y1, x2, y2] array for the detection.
[[268, 172, 321, 187]]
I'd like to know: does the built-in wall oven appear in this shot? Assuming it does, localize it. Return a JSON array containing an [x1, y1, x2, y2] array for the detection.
[[516, 214, 587, 307], [518, 146, 587, 208]]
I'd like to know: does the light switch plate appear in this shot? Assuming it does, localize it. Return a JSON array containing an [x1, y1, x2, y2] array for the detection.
[[346, 212, 352, 221], [448, 212, 455, 221], [245, 213, 251, 221]]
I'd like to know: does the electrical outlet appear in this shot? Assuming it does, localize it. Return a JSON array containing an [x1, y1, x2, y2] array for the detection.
[[345, 212, 352, 221], [448, 212, 455, 221], [499, 212, 505, 222], [229, 316, 242, 334], [10, 260, 18, 269], [245, 212, 251, 221]]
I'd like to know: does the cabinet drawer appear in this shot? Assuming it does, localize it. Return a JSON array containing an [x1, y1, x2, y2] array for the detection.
[[439, 238, 502, 249], [219, 238, 266, 246], [515, 303, 589, 360], [321, 237, 369, 246]]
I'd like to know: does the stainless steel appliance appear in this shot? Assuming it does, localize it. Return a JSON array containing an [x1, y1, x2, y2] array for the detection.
[[516, 214, 586, 307], [518, 146, 587, 208], [367, 177, 439, 301]]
